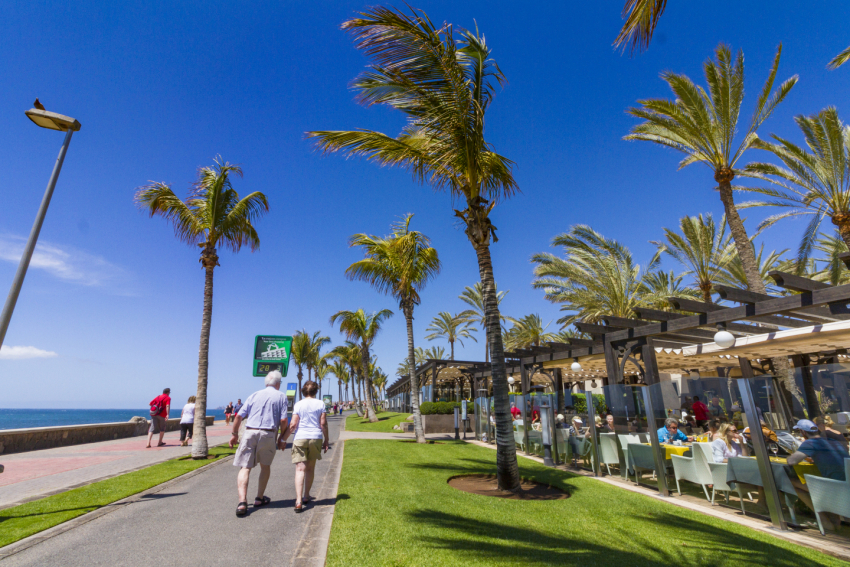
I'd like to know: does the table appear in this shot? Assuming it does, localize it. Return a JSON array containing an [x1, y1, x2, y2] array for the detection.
[[643, 443, 692, 459], [768, 456, 820, 485]]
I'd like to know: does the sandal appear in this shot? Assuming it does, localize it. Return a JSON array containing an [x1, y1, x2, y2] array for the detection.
[[254, 495, 271, 507], [302, 496, 312, 504], [236, 502, 248, 516], [294, 502, 304, 513]]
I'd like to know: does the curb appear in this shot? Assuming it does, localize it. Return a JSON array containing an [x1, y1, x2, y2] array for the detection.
[[0, 453, 235, 561], [290, 417, 347, 567]]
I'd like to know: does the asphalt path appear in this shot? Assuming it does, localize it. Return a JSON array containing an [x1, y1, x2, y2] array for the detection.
[[2, 412, 346, 567]]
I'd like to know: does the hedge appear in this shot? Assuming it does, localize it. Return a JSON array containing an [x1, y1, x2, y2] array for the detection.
[[419, 401, 464, 415]]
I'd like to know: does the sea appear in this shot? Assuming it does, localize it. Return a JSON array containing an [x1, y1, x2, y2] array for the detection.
[[0, 408, 229, 431]]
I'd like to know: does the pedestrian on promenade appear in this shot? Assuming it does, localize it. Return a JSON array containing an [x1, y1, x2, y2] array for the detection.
[[180, 396, 196, 446], [234, 398, 243, 416], [231, 371, 289, 517], [225, 401, 234, 424], [146, 388, 171, 448], [286, 380, 329, 513]]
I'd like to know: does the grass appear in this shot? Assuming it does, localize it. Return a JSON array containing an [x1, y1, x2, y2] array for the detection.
[[0, 444, 236, 548], [326, 440, 849, 567], [344, 412, 411, 433]]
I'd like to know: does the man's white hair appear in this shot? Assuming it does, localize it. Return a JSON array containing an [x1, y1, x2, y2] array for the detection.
[[265, 370, 282, 387]]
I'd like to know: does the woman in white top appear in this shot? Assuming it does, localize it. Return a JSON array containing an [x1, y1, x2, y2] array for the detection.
[[711, 422, 748, 462], [180, 396, 196, 447], [286, 381, 329, 513]]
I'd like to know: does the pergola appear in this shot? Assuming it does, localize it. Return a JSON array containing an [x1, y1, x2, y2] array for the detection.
[[491, 270, 850, 530]]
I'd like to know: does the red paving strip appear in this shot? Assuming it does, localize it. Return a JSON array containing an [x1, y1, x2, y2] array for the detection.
[[0, 455, 125, 487]]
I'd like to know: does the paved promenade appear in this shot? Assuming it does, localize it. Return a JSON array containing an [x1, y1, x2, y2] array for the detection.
[[0, 422, 233, 509], [2, 414, 345, 567]]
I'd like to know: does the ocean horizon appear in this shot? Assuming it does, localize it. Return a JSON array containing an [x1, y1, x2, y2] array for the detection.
[[0, 408, 229, 431]]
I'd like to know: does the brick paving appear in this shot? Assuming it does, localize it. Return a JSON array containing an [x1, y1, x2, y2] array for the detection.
[[0, 422, 233, 509]]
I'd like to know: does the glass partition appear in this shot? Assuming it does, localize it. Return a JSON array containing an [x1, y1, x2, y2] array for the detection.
[[602, 384, 649, 479], [556, 390, 598, 473]]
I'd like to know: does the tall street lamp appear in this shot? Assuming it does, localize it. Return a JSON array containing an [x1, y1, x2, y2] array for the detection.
[[0, 103, 81, 350]]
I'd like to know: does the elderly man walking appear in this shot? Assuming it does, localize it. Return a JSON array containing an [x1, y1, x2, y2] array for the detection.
[[230, 370, 289, 517]]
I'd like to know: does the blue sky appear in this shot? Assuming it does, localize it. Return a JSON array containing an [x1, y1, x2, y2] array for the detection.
[[2, 1, 849, 408]]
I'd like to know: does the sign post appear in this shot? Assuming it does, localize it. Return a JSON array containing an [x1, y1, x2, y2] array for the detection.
[[253, 335, 293, 377]]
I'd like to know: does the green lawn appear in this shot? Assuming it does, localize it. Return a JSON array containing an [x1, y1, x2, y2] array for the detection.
[[326, 440, 849, 567], [0, 445, 236, 548], [345, 412, 411, 433]]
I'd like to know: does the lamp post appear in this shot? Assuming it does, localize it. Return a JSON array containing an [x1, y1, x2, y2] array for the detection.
[[0, 106, 80, 350]]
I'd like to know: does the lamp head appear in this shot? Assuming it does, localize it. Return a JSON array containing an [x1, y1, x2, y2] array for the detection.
[[25, 108, 80, 132], [571, 360, 582, 372], [714, 325, 735, 349]]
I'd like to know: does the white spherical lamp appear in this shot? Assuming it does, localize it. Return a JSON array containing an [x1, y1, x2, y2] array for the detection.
[[571, 361, 582, 372], [714, 329, 735, 349], [507, 376, 515, 385]]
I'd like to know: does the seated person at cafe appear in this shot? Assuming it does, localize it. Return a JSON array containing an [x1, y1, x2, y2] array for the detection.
[[787, 419, 850, 481], [657, 417, 692, 443], [711, 423, 748, 462], [743, 420, 778, 445], [707, 418, 722, 441], [786, 419, 849, 531], [814, 416, 849, 450], [510, 403, 521, 421], [708, 396, 724, 418], [604, 414, 615, 432]]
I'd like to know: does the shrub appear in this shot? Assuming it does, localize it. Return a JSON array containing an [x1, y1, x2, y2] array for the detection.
[[571, 393, 608, 415], [419, 401, 464, 415]]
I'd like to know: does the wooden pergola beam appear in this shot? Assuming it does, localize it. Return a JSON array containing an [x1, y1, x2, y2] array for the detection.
[[668, 297, 810, 328], [713, 284, 847, 322], [769, 271, 831, 292]]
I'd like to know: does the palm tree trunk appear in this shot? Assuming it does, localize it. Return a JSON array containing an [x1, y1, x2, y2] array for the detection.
[[360, 346, 379, 422], [191, 250, 217, 459], [469, 228, 521, 492], [719, 176, 801, 413], [718, 179, 766, 295], [404, 303, 426, 443], [297, 367, 303, 403], [450, 339, 455, 361], [833, 214, 850, 249]]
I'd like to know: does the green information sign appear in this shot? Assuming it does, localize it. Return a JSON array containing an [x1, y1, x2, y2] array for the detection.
[[253, 335, 293, 377]]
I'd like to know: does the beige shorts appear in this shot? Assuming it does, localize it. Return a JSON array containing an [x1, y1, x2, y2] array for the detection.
[[291, 438, 323, 463], [233, 429, 277, 469]]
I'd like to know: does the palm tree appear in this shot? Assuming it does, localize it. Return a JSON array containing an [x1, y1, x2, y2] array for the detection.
[[614, 0, 668, 54], [315, 355, 331, 399], [652, 213, 736, 302], [641, 269, 700, 310], [135, 158, 268, 458], [330, 342, 362, 416], [330, 309, 393, 423], [458, 282, 509, 362], [346, 213, 440, 442], [330, 360, 350, 407], [813, 232, 850, 286], [741, 108, 850, 265], [422, 345, 446, 361], [425, 312, 477, 360], [503, 314, 556, 350], [307, 6, 521, 490], [829, 47, 850, 70], [306, 331, 330, 382], [714, 243, 788, 294], [290, 331, 311, 403], [531, 225, 697, 325], [625, 43, 797, 296]]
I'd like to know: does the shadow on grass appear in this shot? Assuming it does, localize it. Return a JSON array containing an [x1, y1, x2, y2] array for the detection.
[[407, 508, 834, 567], [0, 506, 98, 523]]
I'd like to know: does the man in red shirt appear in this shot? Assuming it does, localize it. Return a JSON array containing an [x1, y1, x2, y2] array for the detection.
[[510, 404, 521, 420], [691, 395, 709, 427], [146, 387, 172, 448]]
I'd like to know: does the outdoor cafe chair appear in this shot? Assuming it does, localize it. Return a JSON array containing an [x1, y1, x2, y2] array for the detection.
[[671, 442, 713, 501], [804, 458, 850, 535], [708, 462, 747, 514], [514, 424, 526, 452], [627, 443, 657, 484], [527, 429, 544, 455], [599, 433, 620, 476]]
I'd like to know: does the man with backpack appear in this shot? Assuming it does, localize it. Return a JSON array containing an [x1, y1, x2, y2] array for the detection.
[[147, 388, 172, 448]]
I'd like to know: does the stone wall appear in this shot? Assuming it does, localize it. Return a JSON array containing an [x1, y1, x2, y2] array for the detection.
[[400, 414, 475, 434], [0, 416, 215, 455]]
